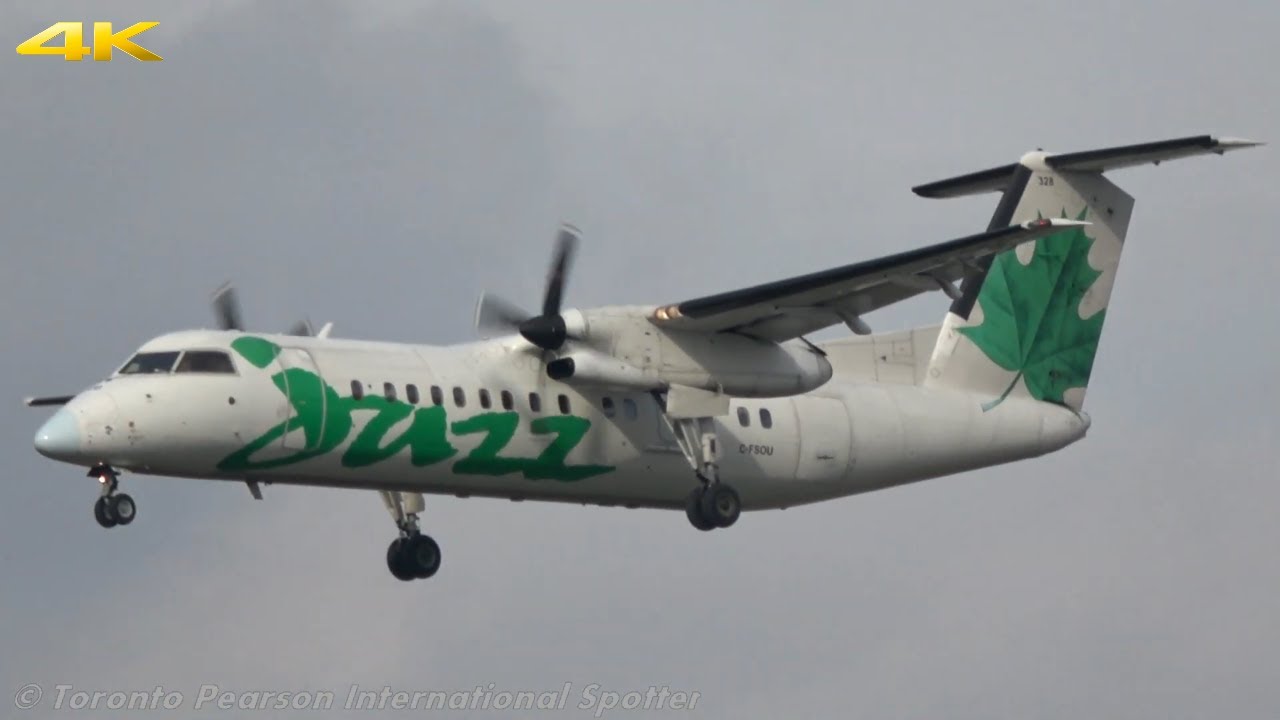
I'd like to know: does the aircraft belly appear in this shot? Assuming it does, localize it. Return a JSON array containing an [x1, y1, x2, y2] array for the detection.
[[245, 443, 822, 511]]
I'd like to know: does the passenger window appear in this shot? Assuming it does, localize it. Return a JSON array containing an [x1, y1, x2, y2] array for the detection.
[[760, 408, 773, 429], [737, 406, 751, 427], [119, 351, 180, 375], [479, 389, 492, 409], [175, 350, 235, 374], [453, 387, 466, 407], [529, 393, 542, 413], [602, 396, 616, 418], [501, 390, 514, 410], [622, 398, 638, 420], [558, 394, 571, 415], [383, 382, 397, 402], [430, 386, 443, 406], [351, 380, 364, 400], [406, 384, 420, 405]]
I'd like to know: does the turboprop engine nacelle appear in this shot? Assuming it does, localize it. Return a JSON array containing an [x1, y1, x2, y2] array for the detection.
[[649, 332, 833, 397], [557, 308, 833, 398], [546, 351, 664, 390]]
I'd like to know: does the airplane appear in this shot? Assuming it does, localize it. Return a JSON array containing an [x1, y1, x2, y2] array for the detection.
[[27, 134, 1259, 581]]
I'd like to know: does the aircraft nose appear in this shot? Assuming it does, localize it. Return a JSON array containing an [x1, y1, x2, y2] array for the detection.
[[34, 406, 82, 460]]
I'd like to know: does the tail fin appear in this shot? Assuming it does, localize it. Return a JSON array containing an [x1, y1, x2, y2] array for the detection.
[[919, 135, 1260, 411]]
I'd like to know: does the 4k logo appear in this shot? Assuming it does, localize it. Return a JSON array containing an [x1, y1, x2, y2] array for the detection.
[[16, 22, 162, 62]]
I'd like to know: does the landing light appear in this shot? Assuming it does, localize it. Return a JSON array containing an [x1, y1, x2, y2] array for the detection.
[[654, 305, 682, 322]]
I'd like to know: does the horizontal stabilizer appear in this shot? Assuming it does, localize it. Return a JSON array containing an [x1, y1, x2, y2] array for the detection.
[[910, 163, 1018, 199], [1046, 135, 1262, 173], [914, 134, 1262, 198]]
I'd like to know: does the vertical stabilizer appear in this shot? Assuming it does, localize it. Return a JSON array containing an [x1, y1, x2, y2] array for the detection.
[[917, 135, 1259, 411]]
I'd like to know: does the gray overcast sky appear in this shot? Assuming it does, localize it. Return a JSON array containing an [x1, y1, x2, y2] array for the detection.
[[1, 1, 1277, 717]]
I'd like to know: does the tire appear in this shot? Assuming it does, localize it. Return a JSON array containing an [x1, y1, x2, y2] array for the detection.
[[685, 487, 715, 532], [110, 494, 136, 526], [94, 496, 118, 529], [386, 539, 416, 582], [405, 535, 441, 579], [699, 484, 741, 528]]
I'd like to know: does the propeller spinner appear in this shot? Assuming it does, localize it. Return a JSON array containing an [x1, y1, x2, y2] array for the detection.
[[475, 224, 580, 351]]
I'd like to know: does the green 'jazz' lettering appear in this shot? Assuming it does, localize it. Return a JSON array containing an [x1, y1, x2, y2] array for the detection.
[[448, 412, 614, 481], [216, 337, 615, 482], [526, 416, 613, 481], [217, 366, 353, 471], [343, 401, 456, 468], [451, 412, 527, 476]]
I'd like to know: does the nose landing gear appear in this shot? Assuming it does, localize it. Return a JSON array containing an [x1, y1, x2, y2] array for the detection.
[[90, 465, 136, 529], [387, 534, 441, 581], [381, 490, 441, 581]]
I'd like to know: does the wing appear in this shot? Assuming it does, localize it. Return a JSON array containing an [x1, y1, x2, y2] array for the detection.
[[652, 219, 1086, 342]]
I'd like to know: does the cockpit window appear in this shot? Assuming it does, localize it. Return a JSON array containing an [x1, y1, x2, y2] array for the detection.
[[175, 350, 236, 374], [118, 351, 180, 375]]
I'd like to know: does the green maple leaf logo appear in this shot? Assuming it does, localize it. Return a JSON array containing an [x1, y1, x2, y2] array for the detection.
[[958, 208, 1106, 410]]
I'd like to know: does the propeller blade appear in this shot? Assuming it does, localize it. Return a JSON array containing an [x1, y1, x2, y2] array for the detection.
[[286, 318, 315, 337], [475, 292, 532, 333], [541, 224, 579, 317], [211, 283, 244, 331]]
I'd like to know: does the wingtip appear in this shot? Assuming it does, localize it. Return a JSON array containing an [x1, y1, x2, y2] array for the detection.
[[1216, 136, 1265, 150]]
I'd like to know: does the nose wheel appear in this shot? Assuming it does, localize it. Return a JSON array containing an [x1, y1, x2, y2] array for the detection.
[[89, 465, 136, 529], [381, 490, 441, 581], [387, 534, 441, 581]]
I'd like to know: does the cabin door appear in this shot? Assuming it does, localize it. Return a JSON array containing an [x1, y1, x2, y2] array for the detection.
[[276, 347, 327, 451]]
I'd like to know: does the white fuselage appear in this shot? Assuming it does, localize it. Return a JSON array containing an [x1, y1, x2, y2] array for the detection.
[[38, 329, 1088, 512]]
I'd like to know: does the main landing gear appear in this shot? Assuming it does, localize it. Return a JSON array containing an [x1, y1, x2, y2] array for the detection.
[[669, 416, 742, 531], [685, 483, 741, 531], [381, 490, 440, 581], [90, 465, 136, 529]]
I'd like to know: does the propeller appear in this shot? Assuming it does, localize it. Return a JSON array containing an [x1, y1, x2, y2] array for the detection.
[[475, 224, 581, 351], [212, 283, 319, 337], [211, 282, 244, 331], [285, 318, 316, 337]]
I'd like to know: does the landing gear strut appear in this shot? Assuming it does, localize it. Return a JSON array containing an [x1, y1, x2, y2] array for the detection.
[[381, 491, 440, 581], [667, 415, 741, 531], [90, 465, 136, 529]]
